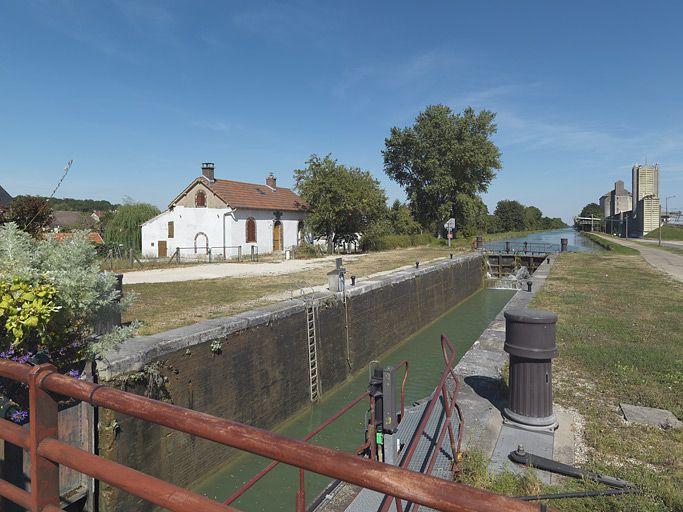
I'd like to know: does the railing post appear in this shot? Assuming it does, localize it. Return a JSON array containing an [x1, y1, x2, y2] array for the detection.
[[295, 469, 305, 512], [28, 364, 60, 512]]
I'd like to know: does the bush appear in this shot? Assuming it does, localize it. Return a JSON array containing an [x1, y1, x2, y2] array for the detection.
[[360, 229, 435, 252], [0, 223, 135, 420], [290, 243, 322, 259]]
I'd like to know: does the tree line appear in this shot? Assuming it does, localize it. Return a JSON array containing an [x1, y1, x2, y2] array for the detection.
[[295, 105, 564, 250]]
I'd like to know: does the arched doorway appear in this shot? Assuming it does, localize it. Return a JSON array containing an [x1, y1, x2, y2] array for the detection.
[[273, 221, 283, 251], [297, 221, 305, 245], [194, 232, 209, 254]]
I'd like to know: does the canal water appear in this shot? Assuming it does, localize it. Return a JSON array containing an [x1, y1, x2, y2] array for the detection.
[[485, 227, 600, 253], [194, 288, 516, 511]]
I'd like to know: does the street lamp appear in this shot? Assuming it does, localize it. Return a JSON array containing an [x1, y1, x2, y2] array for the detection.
[[666, 195, 676, 218]]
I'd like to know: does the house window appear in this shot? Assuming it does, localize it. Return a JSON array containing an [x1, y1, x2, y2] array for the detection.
[[195, 190, 207, 207], [167, 221, 174, 238], [246, 217, 257, 243]]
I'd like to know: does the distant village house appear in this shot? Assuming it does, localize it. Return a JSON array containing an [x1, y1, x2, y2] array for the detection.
[[141, 163, 307, 259]]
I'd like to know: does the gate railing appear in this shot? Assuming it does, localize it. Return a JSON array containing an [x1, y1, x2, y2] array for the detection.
[[0, 358, 548, 512]]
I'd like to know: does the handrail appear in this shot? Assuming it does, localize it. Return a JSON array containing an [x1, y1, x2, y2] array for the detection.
[[379, 335, 464, 512], [0, 358, 549, 512], [223, 390, 368, 505]]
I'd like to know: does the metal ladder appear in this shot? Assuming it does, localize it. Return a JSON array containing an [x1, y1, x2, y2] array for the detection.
[[306, 303, 320, 402]]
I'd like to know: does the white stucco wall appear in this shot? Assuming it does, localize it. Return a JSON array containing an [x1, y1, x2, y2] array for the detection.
[[141, 206, 306, 259]]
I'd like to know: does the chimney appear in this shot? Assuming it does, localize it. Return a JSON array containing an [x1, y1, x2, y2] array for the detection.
[[266, 172, 276, 190], [202, 162, 215, 182]]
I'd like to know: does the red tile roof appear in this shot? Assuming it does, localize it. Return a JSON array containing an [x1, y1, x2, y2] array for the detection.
[[52, 231, 104, 244], [206, 178, 307, 212]]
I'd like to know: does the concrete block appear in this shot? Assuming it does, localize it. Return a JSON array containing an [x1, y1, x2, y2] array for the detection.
[[620, 403, 682, 429]]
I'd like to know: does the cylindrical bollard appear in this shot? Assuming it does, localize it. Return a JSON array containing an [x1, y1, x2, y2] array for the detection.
[[351, 275, 356, 286], [449, 253, 453, 259], [560, 238, 568, 252], [475, 235, 483, 249], [503, 308, 558, 429], [526, 281, 532, 292], [415, 261, 420, 269], [505, 241, 511, 253], [523, 241, 528, 253]]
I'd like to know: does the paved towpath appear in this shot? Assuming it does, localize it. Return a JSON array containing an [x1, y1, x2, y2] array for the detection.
[[595, 234, 683, 283]]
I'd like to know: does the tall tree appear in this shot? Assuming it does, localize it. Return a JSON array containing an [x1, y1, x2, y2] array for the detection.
[[294, 155, 387, 251], [8, 196, 53, 236], [383, 104, 501, 235], [453, 194, 489, 237], [579, 203, 603, 219], [104, 202, 159, 252], [387, 200, 421, 235], [494, 200, 526, 232], [523, 206, 543, 230]]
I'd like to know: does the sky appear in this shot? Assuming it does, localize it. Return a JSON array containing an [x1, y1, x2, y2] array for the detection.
[[1, 1, 682, 223]]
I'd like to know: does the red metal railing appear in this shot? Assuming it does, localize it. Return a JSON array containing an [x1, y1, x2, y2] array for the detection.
[[225, 359, 408, 508], [379, 335, 464, 512], [0, 357, 549, 512]]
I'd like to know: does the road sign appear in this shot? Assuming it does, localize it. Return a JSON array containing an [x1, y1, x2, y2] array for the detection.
[[444, 218, 455, 229]]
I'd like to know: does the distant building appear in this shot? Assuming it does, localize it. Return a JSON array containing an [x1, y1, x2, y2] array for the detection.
[[632, 164, 659, 203], [609, 180, 632, 217], [50, 211, 97, 231], [631, 164, 660, 236], [599, 193, 611, 218], [141, 163, 307, 259], [0, 185, 12, 210]]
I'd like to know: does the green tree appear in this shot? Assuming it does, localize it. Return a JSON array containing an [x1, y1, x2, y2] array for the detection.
[[387, 200, 421, 235], [8, 196, 53, 236], [494, 200, 526, 232], [294, 154, 387, 251], [454, 194, 489, 237], [541, 217, 567, 229], [383, 104, 501, 235], [523, 206, 543, 230], [104, 202, 159, 252], [579, 202, 603, 219]]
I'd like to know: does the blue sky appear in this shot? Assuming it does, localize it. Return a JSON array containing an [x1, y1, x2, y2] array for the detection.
[[1, 1, 681, 222]]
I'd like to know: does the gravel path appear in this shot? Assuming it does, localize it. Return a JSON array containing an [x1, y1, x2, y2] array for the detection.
[[122, 254, 365, 284]]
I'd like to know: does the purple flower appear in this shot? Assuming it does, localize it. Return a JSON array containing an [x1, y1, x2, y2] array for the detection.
[[10, 409, 28, 424], [67, 369, 80, 379]]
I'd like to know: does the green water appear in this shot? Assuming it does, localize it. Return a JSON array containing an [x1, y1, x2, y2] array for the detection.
[[195, 288, 515, 511]]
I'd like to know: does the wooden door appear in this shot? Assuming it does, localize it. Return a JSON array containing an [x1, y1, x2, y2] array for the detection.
[[158, 240, 167, 258], [273, 221, 282, 251]]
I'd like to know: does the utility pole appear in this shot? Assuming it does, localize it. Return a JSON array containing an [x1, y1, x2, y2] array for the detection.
[[659, 203, 662, 247]]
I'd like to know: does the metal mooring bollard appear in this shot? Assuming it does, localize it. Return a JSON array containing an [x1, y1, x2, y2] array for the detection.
[[450, 253, 453, 259], [351, 275, 356, 286], [505, 241, 511, 253], [526, 280, 532, 292], [415, 261, 420, 269], [503, 308, 558, 430], [560, 238, 568, 252]]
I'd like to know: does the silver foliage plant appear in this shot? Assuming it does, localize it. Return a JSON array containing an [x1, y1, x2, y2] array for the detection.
[[0, 222, 137, 359]]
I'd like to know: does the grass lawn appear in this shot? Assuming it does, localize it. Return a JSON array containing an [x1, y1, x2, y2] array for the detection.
[[582, 232, 639, 254], [457, 251, 683, 511], [124, 244, 468, 334], [124, 229, 562, 334], [644, 224, 683, 241]]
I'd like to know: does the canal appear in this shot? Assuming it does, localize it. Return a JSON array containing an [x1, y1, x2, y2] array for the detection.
[[194, 288, 516, 510], [485, 227, 600, 253]]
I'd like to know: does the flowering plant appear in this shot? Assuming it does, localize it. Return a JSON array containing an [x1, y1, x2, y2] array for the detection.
[[0, 223, 136, 422]]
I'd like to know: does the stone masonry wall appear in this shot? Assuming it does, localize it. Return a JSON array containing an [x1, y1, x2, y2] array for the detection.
[[95, 253, 483, 511]]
